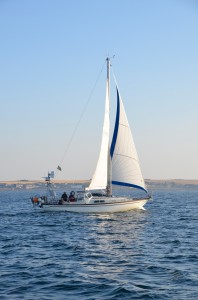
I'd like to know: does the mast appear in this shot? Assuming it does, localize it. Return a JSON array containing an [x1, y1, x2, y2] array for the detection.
[[106, 57, 112, 196], [87, 57, 112, 194]]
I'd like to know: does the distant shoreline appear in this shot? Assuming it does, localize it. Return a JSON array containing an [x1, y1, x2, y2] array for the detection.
[[0, 179, 90, 185], [146, 179, 198, 185], [0, 179, 198, 186]]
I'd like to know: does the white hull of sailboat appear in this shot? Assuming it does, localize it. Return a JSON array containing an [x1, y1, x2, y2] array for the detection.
[[39, 198, 149, 213]]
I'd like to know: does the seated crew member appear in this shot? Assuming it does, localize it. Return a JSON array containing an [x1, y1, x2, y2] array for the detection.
[[61, 192, 68, 202], [69, 191, 75, 202]]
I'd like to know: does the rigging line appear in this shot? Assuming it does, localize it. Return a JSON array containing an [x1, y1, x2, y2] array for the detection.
[[58, 60, 106, 170]]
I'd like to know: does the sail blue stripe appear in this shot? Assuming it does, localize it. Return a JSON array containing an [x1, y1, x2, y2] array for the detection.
[[112, 180, 147, 193], [110, 87, 120, 159]]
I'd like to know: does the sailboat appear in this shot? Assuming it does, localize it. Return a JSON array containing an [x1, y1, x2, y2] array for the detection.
[[31, 58, 151, 213]]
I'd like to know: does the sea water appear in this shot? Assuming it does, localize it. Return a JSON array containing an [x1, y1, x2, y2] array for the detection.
[[0, 188, 197, 299]]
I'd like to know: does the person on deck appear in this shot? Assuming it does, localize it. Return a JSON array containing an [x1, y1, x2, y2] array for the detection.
[[69, 191, 75, 202], [61, 192, 68, 202]]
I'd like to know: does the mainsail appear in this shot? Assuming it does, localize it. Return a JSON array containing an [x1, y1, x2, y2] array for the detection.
[[88, 58, 110, 191], [110, 87, 147, 193]]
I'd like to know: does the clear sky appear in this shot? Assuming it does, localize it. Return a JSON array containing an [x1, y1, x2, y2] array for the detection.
[[0, 0, 197, 181]]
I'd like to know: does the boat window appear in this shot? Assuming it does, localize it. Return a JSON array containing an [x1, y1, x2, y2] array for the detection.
[[85, 193, 92, 199], [94, 200, 105, 203]]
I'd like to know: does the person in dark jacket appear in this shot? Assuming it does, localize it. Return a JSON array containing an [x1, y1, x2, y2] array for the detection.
[[61, 192, 68, 202], [69, 191, 75, 202]]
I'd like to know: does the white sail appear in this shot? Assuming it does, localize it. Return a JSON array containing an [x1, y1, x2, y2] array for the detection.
[[88, 60, 110, 191], [110, 87, 147, 192]]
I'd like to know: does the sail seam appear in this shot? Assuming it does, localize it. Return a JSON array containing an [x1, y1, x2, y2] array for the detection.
[[113, 153, 139, 162], [119, 123, 129, 128]]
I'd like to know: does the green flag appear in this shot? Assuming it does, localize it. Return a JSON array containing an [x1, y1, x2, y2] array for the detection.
[[57, 165, 62, 171]]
